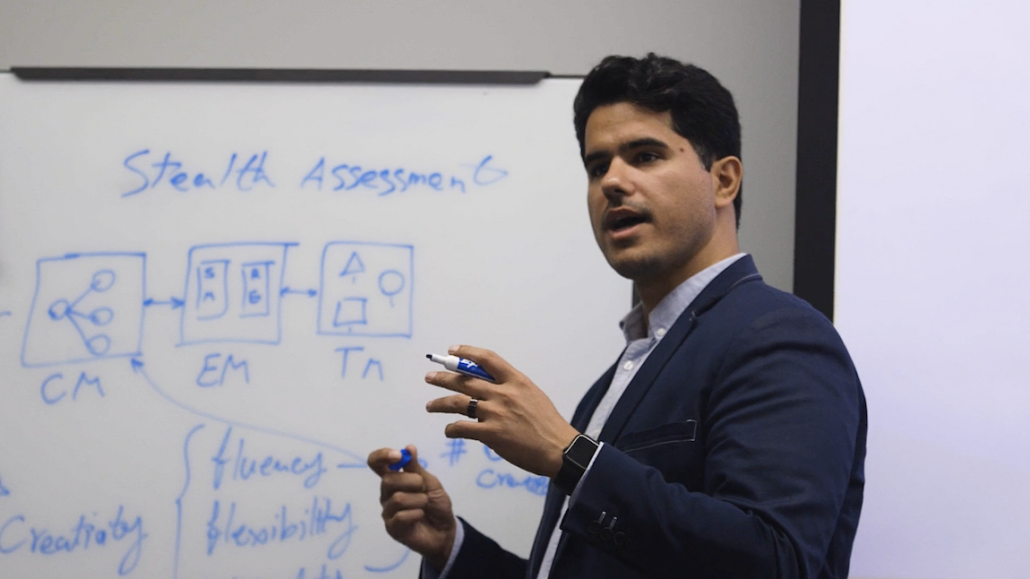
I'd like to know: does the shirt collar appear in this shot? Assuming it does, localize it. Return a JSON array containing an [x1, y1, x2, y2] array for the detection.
[[619, 253, 747, 343]]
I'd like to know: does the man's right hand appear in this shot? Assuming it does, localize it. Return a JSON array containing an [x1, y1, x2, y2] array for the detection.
[[368, 445, 457, 571]]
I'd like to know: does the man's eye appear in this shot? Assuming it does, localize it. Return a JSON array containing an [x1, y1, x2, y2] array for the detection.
[[588, 163, 609, 178], [636, 151, 660, 163]]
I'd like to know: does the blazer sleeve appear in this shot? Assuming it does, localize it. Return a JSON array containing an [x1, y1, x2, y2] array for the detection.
[[559, 305, 864, 579], [443, 517, 527, 579]]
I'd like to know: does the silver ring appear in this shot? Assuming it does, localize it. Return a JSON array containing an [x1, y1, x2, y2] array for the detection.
[[467, 398, 479, 420]]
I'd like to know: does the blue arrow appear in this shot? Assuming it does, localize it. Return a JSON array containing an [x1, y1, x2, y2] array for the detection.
[[144, 297, 184, 309], [280, 287, 317, 297], [131, 358, 145, 373]]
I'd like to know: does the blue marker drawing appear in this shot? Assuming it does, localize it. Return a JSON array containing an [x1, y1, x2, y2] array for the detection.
[[333, 297, 368, 328], [441, 439, 467, 467], [280, 286, 317, 298], [0, 311, 11, 318], [180, 243, 292, 345], [0, 473, 9, 497], [462, 155, 509, 186], [121, 150, 274, 196], [40, 371, 105, 405], [46, 269, 115, 355], [174, 424, 206, 579], [339, 251, 365, 279], [0, 508, 148, 575], [365, 548, 411, 573], [21, 253, 145, 368], [362, 358, 384, 381], [125, 151, 503, 197], [299, 157, 487, 196], [476, 469, 549, 496], [378, 270, 406, 307], [210, 426, 327, 490], [204, 498, 355, 558], [144, 296, 185, 309], [195, 353, 249, 388], [240, 261, 273, 317], [234, 151, 276, 191], [196, 260, 230, 320], [318, 242, 413, 338]]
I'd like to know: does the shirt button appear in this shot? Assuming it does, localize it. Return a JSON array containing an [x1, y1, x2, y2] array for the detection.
[[623, 361, 634, 371], [656, 327, 666, 338]]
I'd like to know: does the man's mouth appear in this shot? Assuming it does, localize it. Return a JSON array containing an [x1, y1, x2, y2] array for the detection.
[[610, 214, 646, 232], [604, 208, 649, 233]]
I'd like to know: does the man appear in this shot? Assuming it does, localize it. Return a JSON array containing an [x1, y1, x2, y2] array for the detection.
[[368, 53, 866, 579]]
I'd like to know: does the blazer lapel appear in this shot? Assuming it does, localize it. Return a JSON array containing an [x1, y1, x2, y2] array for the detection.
[[598, 256, 763, 443]]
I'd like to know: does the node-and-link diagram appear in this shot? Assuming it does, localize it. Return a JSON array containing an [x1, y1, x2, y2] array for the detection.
[[20, 241, 413, 368]]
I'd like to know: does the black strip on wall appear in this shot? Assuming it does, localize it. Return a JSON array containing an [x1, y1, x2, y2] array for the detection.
[[10, 68, 547, 84], [793, 0, 840, 320]]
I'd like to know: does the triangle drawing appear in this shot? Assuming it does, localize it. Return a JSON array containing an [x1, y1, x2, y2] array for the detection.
[[340, 252, 365, 278]]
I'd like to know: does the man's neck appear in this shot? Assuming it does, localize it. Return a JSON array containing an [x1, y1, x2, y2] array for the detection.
[[637, 244, 740, 320]]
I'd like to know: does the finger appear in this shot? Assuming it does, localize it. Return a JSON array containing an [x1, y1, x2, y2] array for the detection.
[[402, 445, 447, 495], [444, 419, 487, 442], [425, 370, 492, 398], [368, 447, 405, 476], [426, 394, 480, 418], [448, 344, 514, 382], [385, 508, 426, 534], [382, 490, 430, 519], [379, 471, 428, 503]]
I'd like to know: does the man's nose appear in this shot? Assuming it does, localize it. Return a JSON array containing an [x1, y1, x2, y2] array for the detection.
[[600, 158, 632, 201]]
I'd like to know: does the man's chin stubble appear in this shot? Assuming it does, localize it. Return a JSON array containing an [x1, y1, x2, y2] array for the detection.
[[607, 253, 657, 283]]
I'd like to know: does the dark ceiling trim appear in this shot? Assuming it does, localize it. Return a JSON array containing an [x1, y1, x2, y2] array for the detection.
[[793, 0, 840, 321], [10, 67, 548, 84]]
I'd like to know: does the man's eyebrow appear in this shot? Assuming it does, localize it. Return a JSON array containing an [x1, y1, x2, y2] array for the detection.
[[582, 150, 608, 167], [582, 137, 672, 166]]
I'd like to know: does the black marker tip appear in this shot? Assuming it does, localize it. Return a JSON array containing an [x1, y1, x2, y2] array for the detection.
[[426, 354, 432, 359]]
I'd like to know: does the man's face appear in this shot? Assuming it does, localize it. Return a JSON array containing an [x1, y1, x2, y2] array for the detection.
[[583, 102, 719, 287]]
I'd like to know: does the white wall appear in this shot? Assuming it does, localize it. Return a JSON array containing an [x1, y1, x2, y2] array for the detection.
[[837, 1, 1030, 577], [0, 0, 801, 291]]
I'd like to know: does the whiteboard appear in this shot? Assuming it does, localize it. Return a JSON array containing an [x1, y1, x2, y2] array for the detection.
[[0, 74, 631, 578], [837, 1, 1030, 578]]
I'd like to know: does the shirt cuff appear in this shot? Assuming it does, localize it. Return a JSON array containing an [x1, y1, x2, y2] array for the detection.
[[420, 518, 465, 579], [568, 441, 604, 507]]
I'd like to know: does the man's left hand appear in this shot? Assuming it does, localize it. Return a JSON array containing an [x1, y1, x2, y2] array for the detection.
[[425, 345, 580, 478]]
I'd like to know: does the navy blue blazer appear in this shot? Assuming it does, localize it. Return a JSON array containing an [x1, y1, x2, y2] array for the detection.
[[445, 256, 867, 579]]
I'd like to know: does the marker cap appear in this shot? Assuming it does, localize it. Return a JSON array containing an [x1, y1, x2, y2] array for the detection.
[[388, 448, 412, 471]]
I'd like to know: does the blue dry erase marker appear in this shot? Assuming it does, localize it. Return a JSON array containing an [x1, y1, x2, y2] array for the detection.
[[389, 448, 412, 471], [426, 353, 496, 383]]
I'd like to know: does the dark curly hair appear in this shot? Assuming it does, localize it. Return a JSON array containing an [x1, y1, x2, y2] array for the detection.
[[573, 53, 743, 227]]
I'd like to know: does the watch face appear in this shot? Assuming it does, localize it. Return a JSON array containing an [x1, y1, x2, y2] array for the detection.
[[567, 435, 599, 469]]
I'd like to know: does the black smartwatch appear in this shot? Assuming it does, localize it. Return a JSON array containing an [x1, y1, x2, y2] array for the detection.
[[555, 434, 600, 495]]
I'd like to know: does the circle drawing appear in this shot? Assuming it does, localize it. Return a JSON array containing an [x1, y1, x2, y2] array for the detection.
[[378, 270, 405, 297], [48, 299, 72, 321], [91, 270, 117, 292], [89, 307, 114, 326], [86, 334, 112, 356]]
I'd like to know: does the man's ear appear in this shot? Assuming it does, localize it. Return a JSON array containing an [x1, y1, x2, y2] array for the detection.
[[711, 156, 742, 209]]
